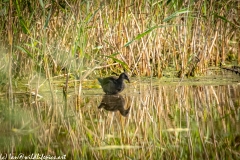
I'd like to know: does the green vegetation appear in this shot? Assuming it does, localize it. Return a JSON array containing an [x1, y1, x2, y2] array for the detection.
[[0, 0, 240, 159], [1, 0, 239, 79]]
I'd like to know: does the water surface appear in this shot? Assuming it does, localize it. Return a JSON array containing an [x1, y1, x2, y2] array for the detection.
[[0, 69, 239, 159]]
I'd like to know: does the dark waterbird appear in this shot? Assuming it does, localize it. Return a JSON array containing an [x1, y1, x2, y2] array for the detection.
[[98, 72, 130, 95]]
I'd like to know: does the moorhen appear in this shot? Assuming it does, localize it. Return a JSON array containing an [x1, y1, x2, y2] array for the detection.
[[98, 72, 130, 95]]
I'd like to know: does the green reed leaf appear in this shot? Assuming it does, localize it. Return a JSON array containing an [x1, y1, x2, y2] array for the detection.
[[39, 0, 44, 8], [105, 53, 129, 70], [163, 8, 190, 22], [213, 13, 237, 27], [124, 26, 158, 47], [15, 45, 33, 59], [19, 17, 30, 34]]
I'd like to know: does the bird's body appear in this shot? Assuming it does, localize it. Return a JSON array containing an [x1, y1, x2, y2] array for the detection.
[[98, 72, 130, 95]]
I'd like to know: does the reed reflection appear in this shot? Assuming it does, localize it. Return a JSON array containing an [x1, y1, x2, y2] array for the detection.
[[98, 94, 130, 117]]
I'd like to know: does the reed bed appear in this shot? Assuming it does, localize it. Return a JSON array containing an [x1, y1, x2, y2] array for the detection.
[[1, 0, 239, 79], [0, 0, 240, 159], [1, 0, 239, 103]]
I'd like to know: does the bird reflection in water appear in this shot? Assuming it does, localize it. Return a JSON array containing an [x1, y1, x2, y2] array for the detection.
[[98, 94, 130, 117]]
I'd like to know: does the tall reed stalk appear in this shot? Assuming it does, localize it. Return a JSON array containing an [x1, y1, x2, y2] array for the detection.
[[0, 0, 238, 81]]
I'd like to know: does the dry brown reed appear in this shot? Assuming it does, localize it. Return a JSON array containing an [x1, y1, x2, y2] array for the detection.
[[1, 0, 239, 80], [0, 0, 240, 159]]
